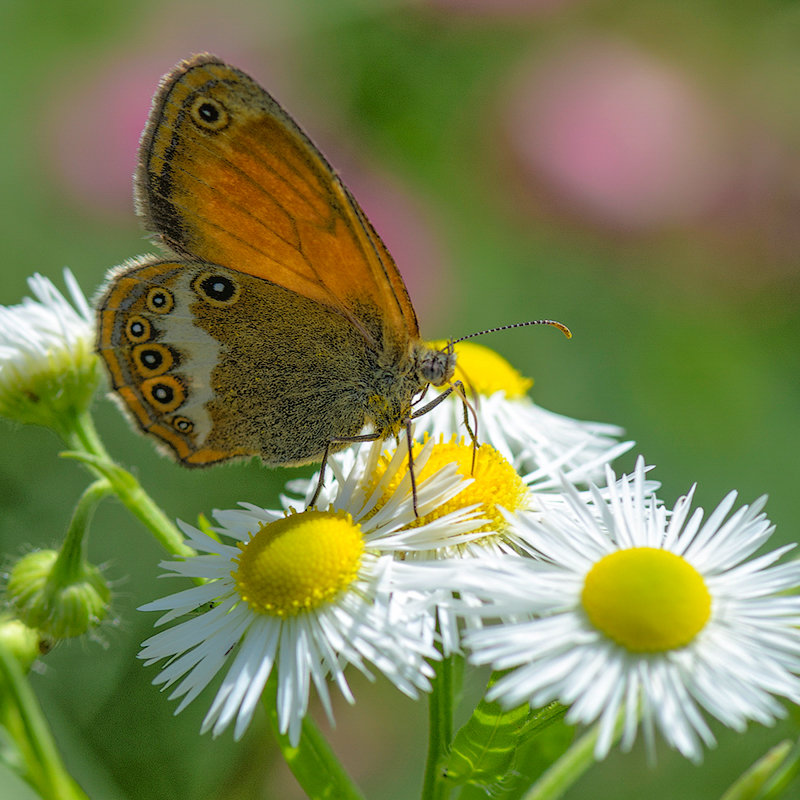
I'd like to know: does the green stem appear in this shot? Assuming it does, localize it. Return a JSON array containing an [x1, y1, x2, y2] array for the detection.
[[0, 642, 89, 800], [66, 408, 112, 460], [51, 479, 111, 580], [262, 674, 365, 800], [422, 651, 455, 800], [64, 411, 193, 558], [522, 719, 618, 800]]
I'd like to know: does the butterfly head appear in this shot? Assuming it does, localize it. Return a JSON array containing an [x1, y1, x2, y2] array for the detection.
[[417, 341, 456, 388]]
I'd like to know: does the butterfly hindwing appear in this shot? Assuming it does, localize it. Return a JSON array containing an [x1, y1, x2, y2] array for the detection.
[[96, 256, 377, 466]]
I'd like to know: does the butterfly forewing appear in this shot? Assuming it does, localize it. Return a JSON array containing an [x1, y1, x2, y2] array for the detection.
[[136, 54, 419, 351]]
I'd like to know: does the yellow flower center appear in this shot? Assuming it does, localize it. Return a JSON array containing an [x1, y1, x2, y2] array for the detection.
[[233, 511, 364, 617], [581, 547, 711, 653], [427, 341, 532, 399], [372, 438, 528, 533]]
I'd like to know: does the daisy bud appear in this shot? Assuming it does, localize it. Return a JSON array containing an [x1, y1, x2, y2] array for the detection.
[[6, 550, 110, 640], [0, 616, 44, 672]]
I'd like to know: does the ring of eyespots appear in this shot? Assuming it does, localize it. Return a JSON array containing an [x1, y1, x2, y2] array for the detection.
[[145, 287, 174, 314], [189, 95, 230, 132], [141, 375, 186, 414], [132, 343, 176, 377], [192, 271, 241, 306], [171, 415, 194, 434], [125, 315, 152, 344]]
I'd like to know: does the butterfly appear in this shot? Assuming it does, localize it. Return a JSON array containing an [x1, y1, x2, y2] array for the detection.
[[95, 54, 459, 494]]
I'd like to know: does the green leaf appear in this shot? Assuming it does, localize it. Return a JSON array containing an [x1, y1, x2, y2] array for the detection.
[[439, 671, 569, 796], [720, 738, 799, 800]]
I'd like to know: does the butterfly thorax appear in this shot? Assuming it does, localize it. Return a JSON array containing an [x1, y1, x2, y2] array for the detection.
[[364, 341, 455, 438]]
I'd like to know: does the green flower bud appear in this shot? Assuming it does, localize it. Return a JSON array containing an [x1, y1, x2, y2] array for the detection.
[[0, 616, 45, 672], [6, 550, 110, 640]]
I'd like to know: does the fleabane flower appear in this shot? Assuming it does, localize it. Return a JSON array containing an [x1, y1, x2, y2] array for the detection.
[[462, 457, 800, 762], [138, 439, 486, 745], [289, 434, 535, 563], [0, 269, 99, 435], [325, 433, 638, 562], [370, 437, 528, 551], [416, 341, 632, 483], [290, 436, 554, 654]]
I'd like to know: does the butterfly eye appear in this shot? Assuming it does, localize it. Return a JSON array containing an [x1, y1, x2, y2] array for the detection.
[[171, 415, 194, 434], [189, 96, 230, 132], [141, 375, 186, 413], [133, 343, 176, 377], [146, 287, 174, 314], [125, 315, 152, 344], [192, 272, 241, 307]]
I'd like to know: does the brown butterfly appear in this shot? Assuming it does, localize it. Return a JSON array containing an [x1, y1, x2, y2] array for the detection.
[[96, 54, 458, 494]]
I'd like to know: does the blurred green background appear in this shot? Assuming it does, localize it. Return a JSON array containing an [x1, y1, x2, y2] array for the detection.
[[1, 0, 799, 797]]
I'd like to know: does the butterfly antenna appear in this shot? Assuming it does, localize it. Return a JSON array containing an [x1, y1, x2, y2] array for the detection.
[[452, 319, 572, 344]]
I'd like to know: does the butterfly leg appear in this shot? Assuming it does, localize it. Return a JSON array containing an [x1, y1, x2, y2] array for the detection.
[[406, 384, 465, 518], [401, 419, 420, 517], [411, 380, 480, 474], [412, 380, 479, 447], [410, 380, 460, 419], [309, 432, 383, 508], [312, 429, 424, 518], [309, 444, 331, 508], [454, 382, 480, 474]]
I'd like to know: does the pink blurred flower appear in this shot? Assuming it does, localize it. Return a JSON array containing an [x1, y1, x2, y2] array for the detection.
[[504, 40, 730, 231], [340, 164, 449, 324], [42, 0, 285, 217], [46, 58, 160, 216]]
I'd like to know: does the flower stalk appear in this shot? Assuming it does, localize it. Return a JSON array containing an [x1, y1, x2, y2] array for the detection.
[[0, 642, 89, 800], [422, 650, 456, 800], [261, 674, 366, 800], [63, 411, 192, 558], [523, 714, 624, 800]]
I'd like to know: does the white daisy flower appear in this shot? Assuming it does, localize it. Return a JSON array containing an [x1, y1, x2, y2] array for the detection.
[[287, 435, 580, 654], [138, 440, 486, 745], [0, 269, 99, 433], [414, 341, 632, 483], [288, 434, 536, 562], [292, 431, 650, 567], [462, 457, 800, 762]]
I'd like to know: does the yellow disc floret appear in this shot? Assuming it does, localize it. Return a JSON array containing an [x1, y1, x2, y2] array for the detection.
[[427, 341, 532, 399], [581, 547, 711, 653], [373, 437, 528, 533], [233, 511, 364, 617]]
